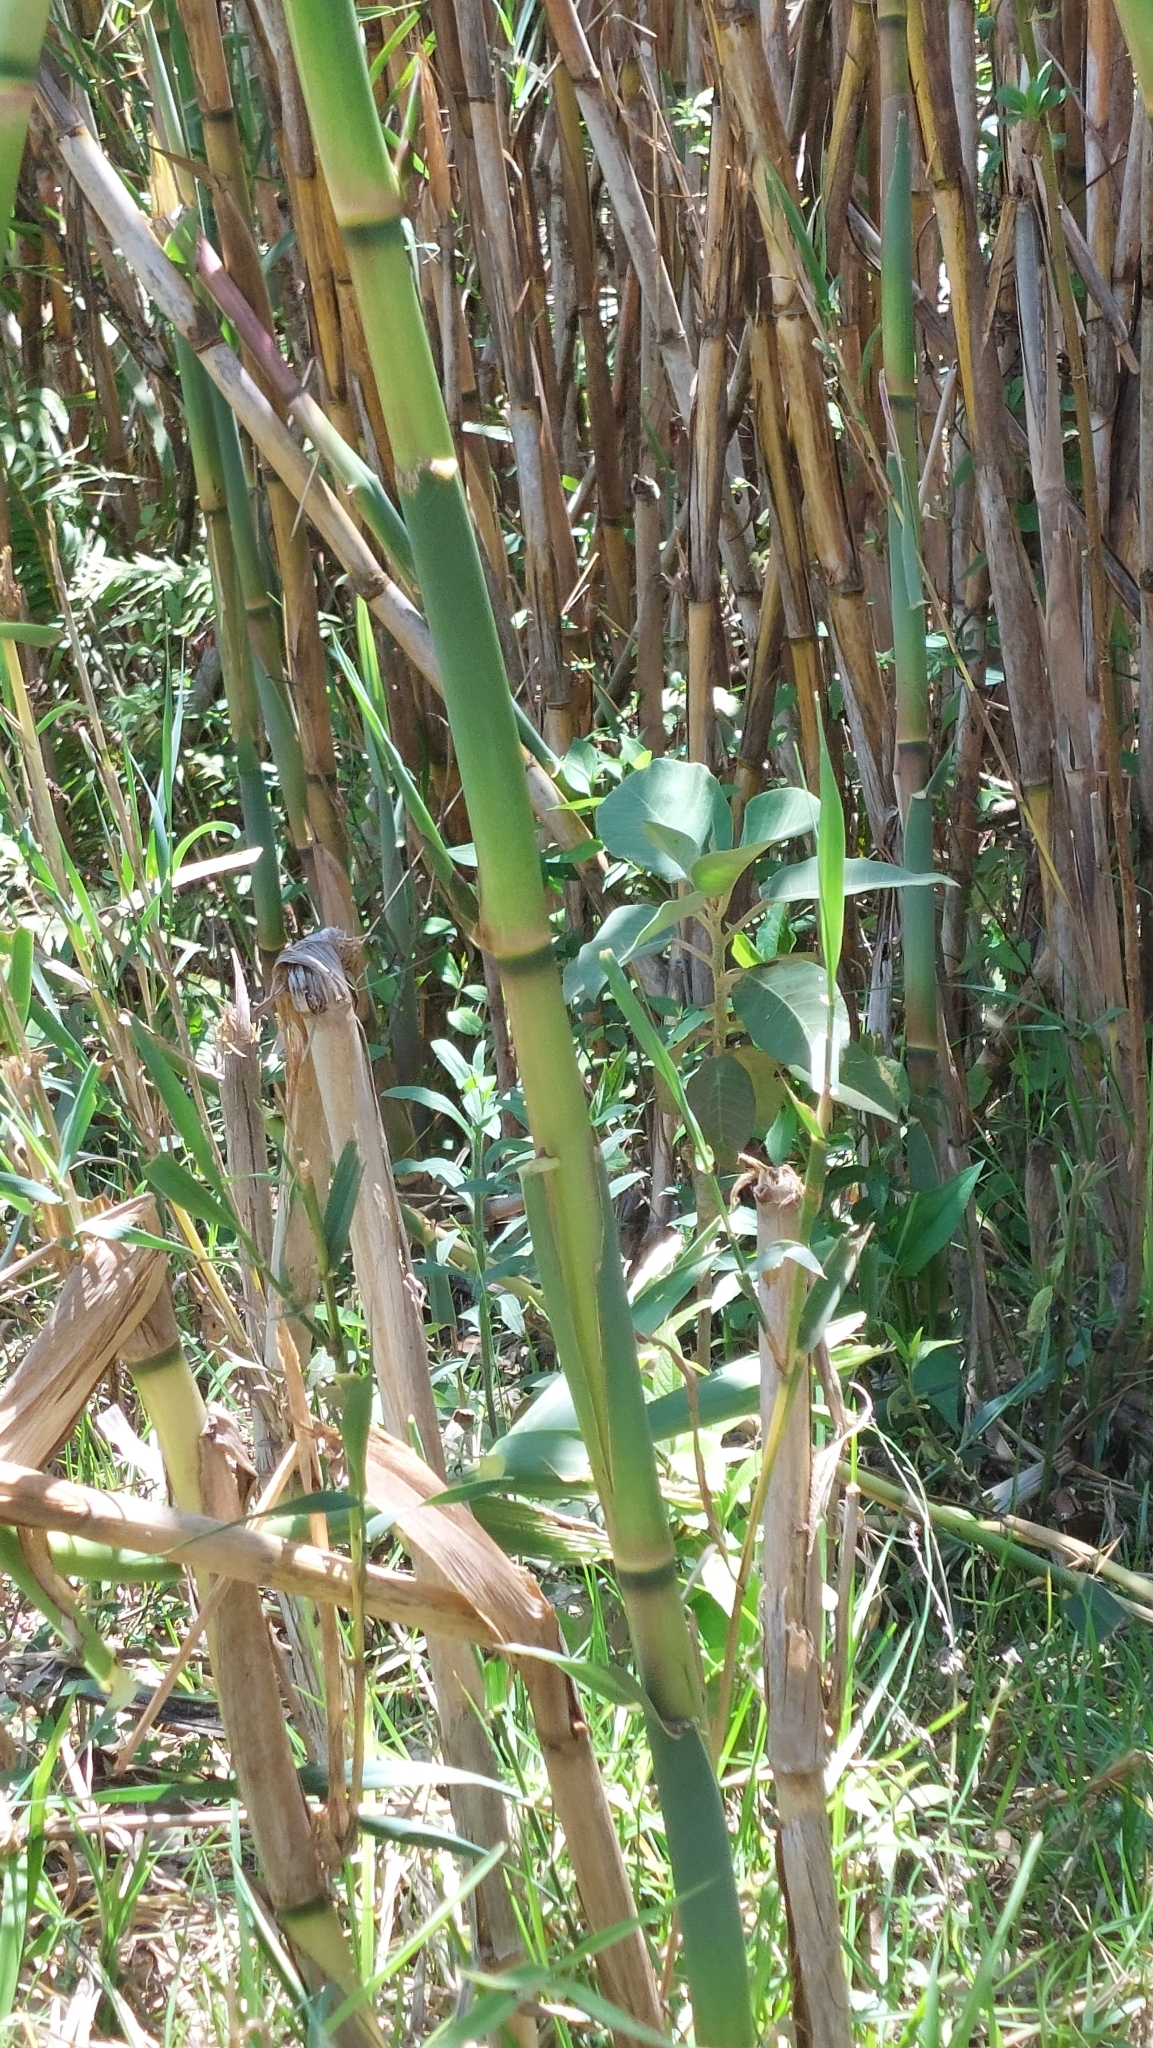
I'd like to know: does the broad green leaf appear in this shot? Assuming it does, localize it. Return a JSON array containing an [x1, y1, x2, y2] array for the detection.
[[762, 158, 833, 321], [132, 1024, 216, 1179], [0, 620, 61, 647], [684, 1054, 756, 1169], [479, 1427, 591, 1492], [760, 1240, 824, 1278], [322, 1138, 363, 1269], [644, 820, 705, 879], [470, 1493, 608, 1564], [706, 771, 733, 851], [297, 1759, 519, 1799], [895, 1162, 982, 1277], [688, 847, 747, 896], [597, 758, 725, 879], [507, 1642, 649, 1711], [631, 1235, 721, 1336], [143, 1154, 238, 1234], [761, 855, 949, 903], [478, 1360, 765, 1497], [479, 1377, 588, 1491], [1063, 1580, 1128, 1644], [647, 1355, 760, 1439], [385, 1083, 472, 1137], [796, 1231, 866, 1352], [260, 1489, 362, 1523], [333, 1372, 373, 1503], [637, 892, 709, 942], [732, 958, 849, 1081], [689, 842, 780, 896], [729, 1046, 788, 1134], [912, 1343, 962, 1429], [356, 1813, 484, 1857], [0, 1170, 62, 1208], [0, 1851, 28, 2022], [556, 736, 603, 796], [57, 1060, 100, 1176], [832, 1042, 903, 1121], [740, 786, 821, 847]]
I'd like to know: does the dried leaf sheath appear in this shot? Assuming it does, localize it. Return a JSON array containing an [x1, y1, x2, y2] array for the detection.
[[0, 1200, 166, 1470], [119, 1279, 383, 2044]]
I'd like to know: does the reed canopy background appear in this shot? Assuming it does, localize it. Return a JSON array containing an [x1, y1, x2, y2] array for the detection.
[[0, 0, 1152, 2044]]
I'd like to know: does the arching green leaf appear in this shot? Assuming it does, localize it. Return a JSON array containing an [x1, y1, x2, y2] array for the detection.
[[760, 856, 951, 903]]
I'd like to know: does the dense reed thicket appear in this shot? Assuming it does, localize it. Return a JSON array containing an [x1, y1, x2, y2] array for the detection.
[[1, 1, 1153, 2043]]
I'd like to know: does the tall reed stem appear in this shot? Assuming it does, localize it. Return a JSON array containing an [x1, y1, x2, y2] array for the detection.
[[275, 5, 754, 2039], [879, 0, 938, 1110], [177, 336, 286, 961]]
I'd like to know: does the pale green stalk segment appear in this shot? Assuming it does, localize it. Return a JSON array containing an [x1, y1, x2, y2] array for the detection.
[[817, 718, 846, 1004], [1114, 0, 1153, 115], [213, 390, 310, 849], [273, 0, 446, 475], [0, 2, 50, 259], [0, 1528, 129, 1701], [880, 38, 937, 1098]]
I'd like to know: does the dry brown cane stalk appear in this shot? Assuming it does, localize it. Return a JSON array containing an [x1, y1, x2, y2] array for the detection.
[[687, 100, 731, 770], [174, 0, 353, 915], [756, 1167, 851, 2048], [270, 929, 531, 1993], [449, 0, 576, 748], [703, 0, 891, 842], [552, 62, 633, 637], [0, 1458, 494, 1637]]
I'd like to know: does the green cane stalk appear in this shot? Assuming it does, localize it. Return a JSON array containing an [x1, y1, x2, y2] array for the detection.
[[176, 336, 286, 959], [1113, 0, 1153, 116], [879, 0, 938, 1115], [276, 4, 754, 2040], [213, 390, 311, 855], [0, 1, 49, 260]]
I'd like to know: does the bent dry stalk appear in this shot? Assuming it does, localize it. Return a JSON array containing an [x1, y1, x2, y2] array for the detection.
[[274, 4, 755, 2041]]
